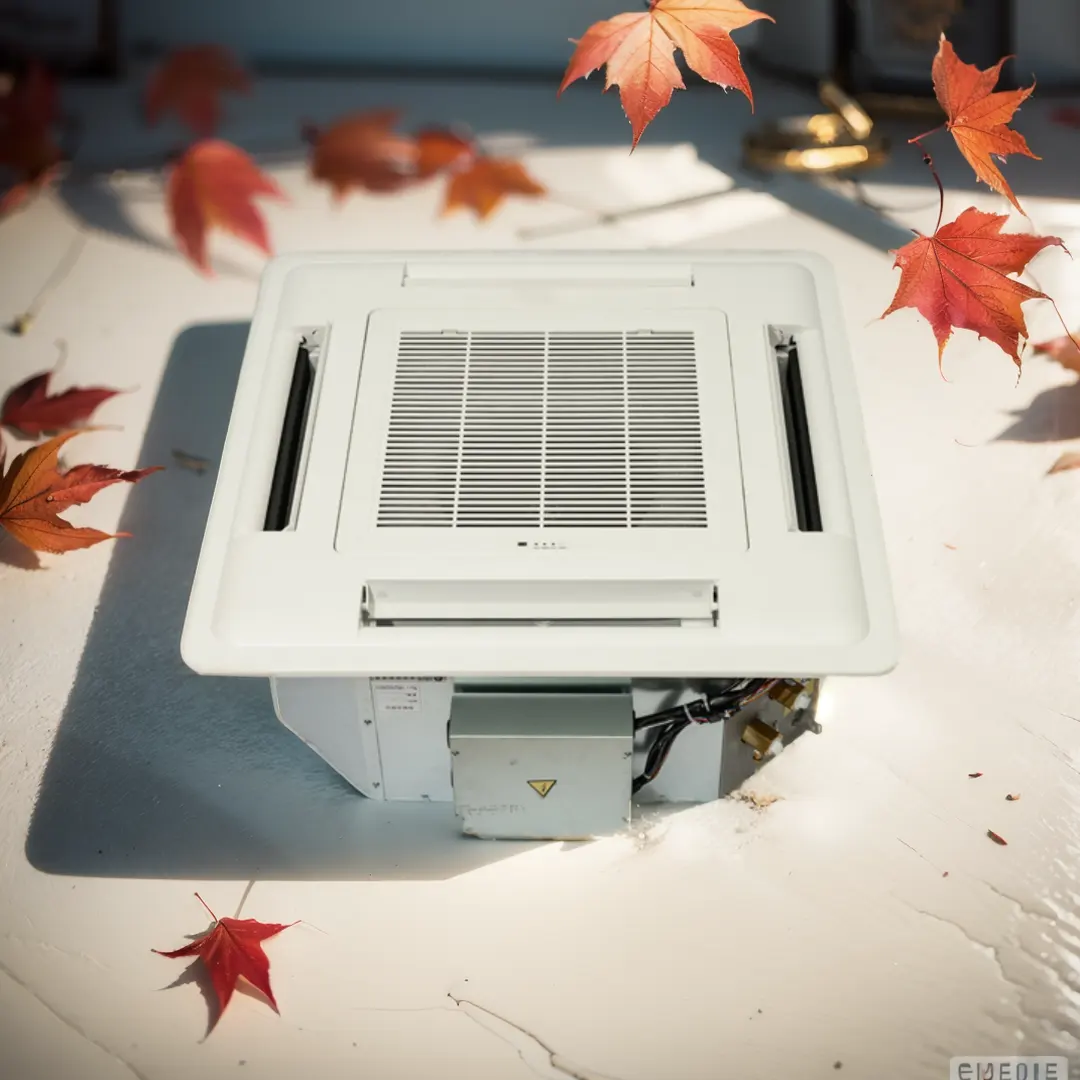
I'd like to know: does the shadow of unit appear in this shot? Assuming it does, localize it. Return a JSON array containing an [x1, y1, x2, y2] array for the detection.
[[25, 322, 533, 881]]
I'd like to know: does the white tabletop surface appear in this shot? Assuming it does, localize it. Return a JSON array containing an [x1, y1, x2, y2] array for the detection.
[[2, 67, 1080, 1080]]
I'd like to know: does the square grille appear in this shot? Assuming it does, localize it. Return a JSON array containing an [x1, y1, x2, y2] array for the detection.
[[377, 330, 708, 528]]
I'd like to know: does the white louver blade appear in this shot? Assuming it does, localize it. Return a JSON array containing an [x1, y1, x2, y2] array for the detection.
[[376, 330, 708, 529]]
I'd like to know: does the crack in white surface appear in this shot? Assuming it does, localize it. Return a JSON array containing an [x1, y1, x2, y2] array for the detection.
[[3, 933, 112, 972], [0, 958, 150, 1080], [979, 881, 1060, 926], [447, 994, 623, 1080], [903, 905, 1012, 988]]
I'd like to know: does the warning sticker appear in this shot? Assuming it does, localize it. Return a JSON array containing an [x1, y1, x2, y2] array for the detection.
[[527, 779, 556, 798]]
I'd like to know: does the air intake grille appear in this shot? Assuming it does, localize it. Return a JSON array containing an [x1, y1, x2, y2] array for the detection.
[[377, 330, 708, 528]]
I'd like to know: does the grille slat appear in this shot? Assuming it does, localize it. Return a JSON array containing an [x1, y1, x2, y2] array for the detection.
[[377, 329, 707, 528]]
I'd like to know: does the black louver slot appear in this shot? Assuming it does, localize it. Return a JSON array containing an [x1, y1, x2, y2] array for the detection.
[[777, 339, 822, 532], [264, 342, 315, 531]]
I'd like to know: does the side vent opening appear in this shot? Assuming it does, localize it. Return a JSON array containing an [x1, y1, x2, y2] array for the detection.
[[771, 329, 822, 533], [264, 329, 324, 531]]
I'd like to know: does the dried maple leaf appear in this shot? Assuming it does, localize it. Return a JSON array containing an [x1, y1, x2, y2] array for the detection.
[[145, 45, 250, 137], [2, 367, 121, 437], [560, 0, 771, 147], [931, 35, 1038, 214], [1033, 334, 1080, 377], [881, 207, 1065, 368], [0, 430, 161, 553], [1048, 451, 1080, 476], [307, 110, 418, 198], [167, 140, 285, 274], [0, 61, 62, 214], [154, 894, 295, 1027], [443, 156, 546, 220]]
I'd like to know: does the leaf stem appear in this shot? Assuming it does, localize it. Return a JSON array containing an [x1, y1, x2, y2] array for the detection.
[[194, 892, 218, 923], [1045, 296, 1080, 358], [912, 138, 945, 233], [9, 216, 88, 335], [908, 124, 945, 144]]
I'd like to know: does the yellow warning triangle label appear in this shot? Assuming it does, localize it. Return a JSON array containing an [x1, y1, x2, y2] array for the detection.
[[527, 779, 556, 798]]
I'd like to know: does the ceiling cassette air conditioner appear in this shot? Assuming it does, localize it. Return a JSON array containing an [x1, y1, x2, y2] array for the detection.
[[182, 251, 897, 840]]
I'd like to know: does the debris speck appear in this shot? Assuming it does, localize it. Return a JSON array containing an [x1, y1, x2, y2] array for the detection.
[[172, 449, 212, 474], [733, 790, 782, 810], [968, 772, 983, 778], [942, 871, 949, 878], [987, 829, 1008, 846], [1005, 793, 1021, 801], [834, 1063, 843, 1071], [944, 543, 957, 550]]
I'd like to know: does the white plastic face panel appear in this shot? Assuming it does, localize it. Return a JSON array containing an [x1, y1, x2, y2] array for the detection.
[[335, 307, 747, 579], [180, 251, 898, 679]]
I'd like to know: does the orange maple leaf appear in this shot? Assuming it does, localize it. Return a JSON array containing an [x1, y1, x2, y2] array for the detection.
[[414, 127, 474, 179], [145, 45, 251, 137], [306, 110, 417, 198], [881, 207, 1065, 369], [167, 140, 285, 274], [560, 0, 771, 147], [154, 894, 296, 1029], [0, 61, 62, 215], [410, 128, 546, 219], [931, 34, 1038, 214], [0, 430, 161, 554], [1048, 451, 1080, 476], [443, 156, 546, 220]]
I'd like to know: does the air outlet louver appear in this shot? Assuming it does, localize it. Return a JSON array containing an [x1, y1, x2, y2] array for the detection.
[[377, 330, 708, 528]]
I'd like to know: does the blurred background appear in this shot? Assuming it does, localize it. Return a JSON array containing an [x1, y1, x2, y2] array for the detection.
[[3, 0, 1078, 91]]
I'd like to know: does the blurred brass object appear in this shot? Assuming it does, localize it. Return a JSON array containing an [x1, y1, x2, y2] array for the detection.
[[743, 122, 887, 174], [857, 91, 945, 119], [818, 80, 874, 141], [743, 80, 888, 176]]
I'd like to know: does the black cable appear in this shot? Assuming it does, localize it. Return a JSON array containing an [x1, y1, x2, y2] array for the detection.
[[632, 678, 764, 732], [632, 719, 690, 794], [631, 679, 774, 792]]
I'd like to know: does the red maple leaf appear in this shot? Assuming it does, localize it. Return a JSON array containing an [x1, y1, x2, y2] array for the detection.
[[931, 34, 1038, 214], [166, 140, 286, 274], [0, 430, 161, 553], [881, 207, 1065, 369], [0, 61, 62, 214], [306, 110, 418, 198], [1051, 105, 1080, 130], [145, 45, 251, 137], [154, 894, 295, 1027], [560, 0, 771, 147], [2, 367, 122, 437]]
